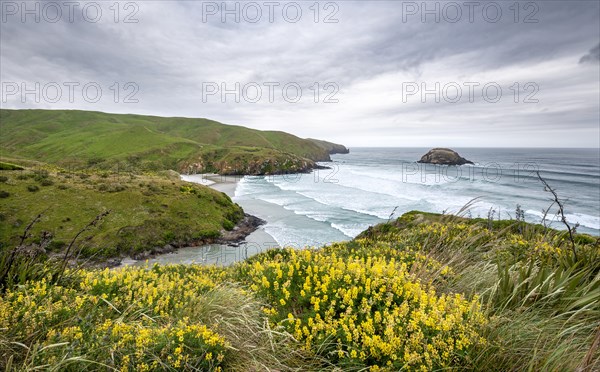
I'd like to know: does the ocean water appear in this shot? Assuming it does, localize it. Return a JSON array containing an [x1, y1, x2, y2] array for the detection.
[[234, 148, 600, 247]]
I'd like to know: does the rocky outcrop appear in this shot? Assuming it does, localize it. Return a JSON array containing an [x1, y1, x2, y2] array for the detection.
[[306, 139, 350, 157], [418, 148, 473, 165], [216, 214, 265, 246], [326, 144, 350, 155], [183, 157, 319, 176]]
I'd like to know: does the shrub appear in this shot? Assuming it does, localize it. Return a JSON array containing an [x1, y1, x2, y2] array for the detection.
[[93, 183, 126, 193], [0, 176, 8, 183], [180, 185, 197, 194], [108, 183, 126, 192], [213, 193, 232, 206], [27, 185, 40, 192], [222, 219, 235, 231], [33, 169, 49, 181], [237, 248, 487, 370], [0, 190, 9, 198], [40, 179, 54, 186], [162, 231, 176, 242], [0, 162, 24, 170], [147, 184, 160, 193], [194, 230, 221, 240], [47, 240, 66, 252]]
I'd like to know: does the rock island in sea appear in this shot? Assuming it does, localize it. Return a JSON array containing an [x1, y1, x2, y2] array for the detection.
[[418, 148, 474, 165]]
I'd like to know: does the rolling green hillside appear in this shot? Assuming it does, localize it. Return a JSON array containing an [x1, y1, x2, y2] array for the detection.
[[0, 109, 348, 174], [0, 168, 244, 259]]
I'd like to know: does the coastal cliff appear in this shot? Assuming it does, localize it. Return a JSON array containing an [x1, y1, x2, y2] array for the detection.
[[0, 109, 349, 176], [306, 138, 350, 156]]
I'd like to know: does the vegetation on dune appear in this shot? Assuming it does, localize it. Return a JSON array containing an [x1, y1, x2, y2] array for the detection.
[[0, 167, 243, 260], [355, 211, 600, 371], [1, 208, 598, 371], [0, 109, 347, 175], [0, 266, 316, 371], [236, 247, 486, 370]]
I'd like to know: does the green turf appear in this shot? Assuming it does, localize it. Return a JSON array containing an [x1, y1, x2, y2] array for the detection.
[[0, 168, 243, 258], [0, 109, 347, 174]]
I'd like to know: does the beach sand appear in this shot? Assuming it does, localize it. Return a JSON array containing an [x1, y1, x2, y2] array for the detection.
[[179, 174, 243, 197], [202, 174, 244, 197]]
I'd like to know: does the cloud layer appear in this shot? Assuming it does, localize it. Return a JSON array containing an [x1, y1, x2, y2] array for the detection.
[[1, 1, 599, 147]]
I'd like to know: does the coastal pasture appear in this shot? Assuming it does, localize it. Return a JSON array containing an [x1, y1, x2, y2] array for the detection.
[[0, 168, 243, 259], [0, 109, 343, 173]]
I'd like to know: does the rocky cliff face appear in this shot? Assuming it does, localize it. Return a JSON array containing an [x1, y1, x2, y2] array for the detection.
[[181, 141, 349, 176], [326, 144, 350, 155], [306, 139, 350, 158], [418, 148, 474, 165], [182, 151, 322, 175]]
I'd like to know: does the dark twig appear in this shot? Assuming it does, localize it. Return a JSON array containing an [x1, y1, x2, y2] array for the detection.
[[540, 201, 556, 229], [18, 208, 49, 246], [56, 210, 110, 283], [579, 325, 600, 372], [0, 209, 48, 290], [387, 206, 398, 223], [487, 207, 496, 230], [536, 171, 578, 261]]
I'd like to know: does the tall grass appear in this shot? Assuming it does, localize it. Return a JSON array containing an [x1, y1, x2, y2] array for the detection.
[[379, 208, 600, 371], [1, 201, 598, 370], [0, 266, 328, 371], [180, 284, 329, 371]]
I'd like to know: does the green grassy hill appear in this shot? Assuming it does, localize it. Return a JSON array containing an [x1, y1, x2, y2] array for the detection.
[[0, 167, 244, 259], [0, 109, 348, 174]]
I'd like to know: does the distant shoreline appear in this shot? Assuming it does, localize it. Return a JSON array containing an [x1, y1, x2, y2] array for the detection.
[[206, 174, 244, 197]]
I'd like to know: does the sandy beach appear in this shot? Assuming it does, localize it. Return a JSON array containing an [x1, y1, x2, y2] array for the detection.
[[201, 174, 244, 197], [179, 174, 245, 197]]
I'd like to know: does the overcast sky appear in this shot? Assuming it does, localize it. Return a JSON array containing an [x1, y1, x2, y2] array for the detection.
[[1, 1, 599, 147]]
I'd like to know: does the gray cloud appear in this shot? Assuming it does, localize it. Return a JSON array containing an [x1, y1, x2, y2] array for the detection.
[[1, 1, 599, 147], [580, 43, 600, 64]]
